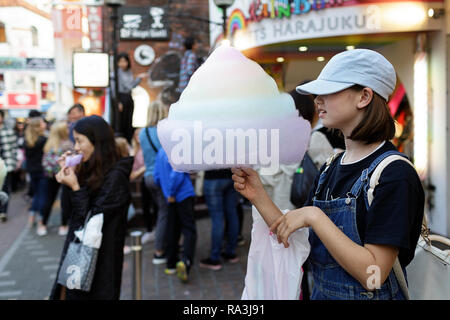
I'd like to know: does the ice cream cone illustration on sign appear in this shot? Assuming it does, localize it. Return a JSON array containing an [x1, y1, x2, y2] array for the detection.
[[157, 45, 311, 174]]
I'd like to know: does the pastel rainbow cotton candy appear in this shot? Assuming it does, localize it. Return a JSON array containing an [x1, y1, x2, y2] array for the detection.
[[157, 45, 311, 173]]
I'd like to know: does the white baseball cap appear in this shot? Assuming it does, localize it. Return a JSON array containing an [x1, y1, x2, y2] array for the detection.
[[296, 49, 396, 101]]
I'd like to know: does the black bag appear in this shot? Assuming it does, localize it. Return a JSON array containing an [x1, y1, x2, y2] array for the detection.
[[290, 152, 319, 208]]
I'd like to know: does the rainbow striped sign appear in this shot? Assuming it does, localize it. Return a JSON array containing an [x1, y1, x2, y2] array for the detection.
[[227, 9, 247, 36]]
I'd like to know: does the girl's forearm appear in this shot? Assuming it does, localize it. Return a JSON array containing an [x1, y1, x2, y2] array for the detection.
[[309, 209, 391, 289], [252, 190, 284, 227]]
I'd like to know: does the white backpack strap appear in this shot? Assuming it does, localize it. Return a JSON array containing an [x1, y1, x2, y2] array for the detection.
[[367, 154, 413, 300], [367, 155, 413, 206]]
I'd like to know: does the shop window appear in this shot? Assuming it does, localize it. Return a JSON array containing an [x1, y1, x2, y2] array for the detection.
[[41, 82, 56, 101], [31, 26, 38, 46], [0, 22, 6, 43]]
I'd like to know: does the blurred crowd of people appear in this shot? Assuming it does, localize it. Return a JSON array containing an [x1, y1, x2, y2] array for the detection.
[[0, 36, 249, 300], [0, 36, 343, 300]]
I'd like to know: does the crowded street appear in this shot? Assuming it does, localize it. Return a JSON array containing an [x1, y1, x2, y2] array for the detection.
[[0, 189, 252, 300], [0, 0, 449, 304]]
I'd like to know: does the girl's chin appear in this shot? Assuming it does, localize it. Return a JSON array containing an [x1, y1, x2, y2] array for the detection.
[[320, 120, 339, 131], [321, 119, 332, 127]]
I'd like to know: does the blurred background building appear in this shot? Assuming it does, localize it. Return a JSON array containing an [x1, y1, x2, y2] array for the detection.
[[0, 0, 449, 238], [0, 0, 56, 121]]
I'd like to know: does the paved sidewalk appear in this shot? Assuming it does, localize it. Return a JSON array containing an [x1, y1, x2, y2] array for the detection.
[[0, 190, 253, 300], [0, 190, 65, 300], [5, 188, 447, 302], [120, 207, 253, 300], [0, 190, 30, 260]]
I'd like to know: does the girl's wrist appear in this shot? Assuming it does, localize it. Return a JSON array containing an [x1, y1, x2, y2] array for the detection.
[[306, 206, 323, 228], [251, 187, 268, 208]]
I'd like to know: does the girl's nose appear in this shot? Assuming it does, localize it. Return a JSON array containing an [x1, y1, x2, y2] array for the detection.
[[314, 95, 323, 105]]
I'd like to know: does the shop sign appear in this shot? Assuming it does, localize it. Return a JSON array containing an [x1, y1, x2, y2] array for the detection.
[[87, 6, 103, 50], [7, 93, 39, 109], [247, 0, 346, 23], [0, 57, 26, 70], [243, 0, 443, 23], [0, 58, 55, 70], [119, 6, 169, 40], [52, 8, 83, 39], [219, 1, 444, 50], [73, 52, 109, 88], [25, 58, 55, 70]]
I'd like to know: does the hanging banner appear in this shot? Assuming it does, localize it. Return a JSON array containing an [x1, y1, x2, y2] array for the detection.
[[87, 6, 103, 50], [52, 8, 83, 39]]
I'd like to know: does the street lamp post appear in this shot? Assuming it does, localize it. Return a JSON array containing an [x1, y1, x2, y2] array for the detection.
[[213, 0, 235, 39], [105, 0, 125, 132]]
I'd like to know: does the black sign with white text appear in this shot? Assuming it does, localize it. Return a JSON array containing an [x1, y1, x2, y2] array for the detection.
[[119, 6, 169, 40]]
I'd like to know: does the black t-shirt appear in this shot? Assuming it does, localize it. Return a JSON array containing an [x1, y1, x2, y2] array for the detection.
[[305, 141, 424, 268], [25, 135, 47, 173]]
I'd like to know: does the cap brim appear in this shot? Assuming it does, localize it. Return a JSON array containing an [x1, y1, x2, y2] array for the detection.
[[296, 79, 354, 96]]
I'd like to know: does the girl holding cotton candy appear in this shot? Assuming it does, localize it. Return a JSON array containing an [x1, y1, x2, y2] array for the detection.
[[51, 115, 133, 300], [232, 49, 424, 300]]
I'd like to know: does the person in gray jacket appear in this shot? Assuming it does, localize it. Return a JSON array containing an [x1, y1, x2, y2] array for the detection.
[[115, 52, 147, 143]]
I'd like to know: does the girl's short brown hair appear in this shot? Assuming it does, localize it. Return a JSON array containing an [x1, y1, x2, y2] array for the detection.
[[348, 85, 395, 144]]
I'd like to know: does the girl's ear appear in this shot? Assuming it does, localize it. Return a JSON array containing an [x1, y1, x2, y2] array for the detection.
[[356, 87, 373, 110]]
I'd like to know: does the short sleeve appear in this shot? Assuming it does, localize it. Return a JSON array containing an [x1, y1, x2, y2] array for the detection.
[[364, 161, 424, 251], [309, 131, 334, 170]]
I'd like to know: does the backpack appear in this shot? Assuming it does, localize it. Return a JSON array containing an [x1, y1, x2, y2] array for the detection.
[[366, 154, 450, 300], [290, 152, 319, 208]]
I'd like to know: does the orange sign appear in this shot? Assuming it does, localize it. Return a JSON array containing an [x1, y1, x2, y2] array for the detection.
[[52, 8, 83, 38]]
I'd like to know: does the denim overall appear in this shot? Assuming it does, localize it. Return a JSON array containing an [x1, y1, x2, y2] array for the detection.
[[308, 150, 407, 300]]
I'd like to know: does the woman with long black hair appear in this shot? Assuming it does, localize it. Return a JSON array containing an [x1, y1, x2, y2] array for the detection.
[[50, 115, 133, 300]]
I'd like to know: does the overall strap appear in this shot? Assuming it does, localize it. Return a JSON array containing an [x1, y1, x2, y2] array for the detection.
[[348, 150, 406, 198], [313, 152, 343, 199], [366, 153, 413, 301]]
